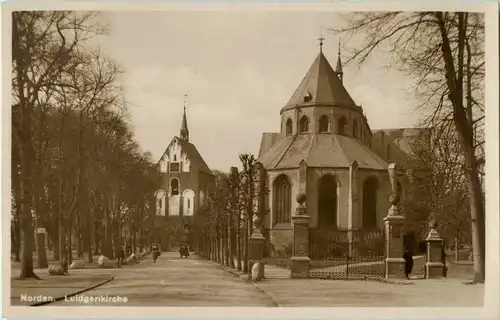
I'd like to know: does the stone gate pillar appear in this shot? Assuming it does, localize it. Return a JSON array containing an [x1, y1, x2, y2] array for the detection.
[[248, 217, 266, 281], [290, 193, 310, 278], [425, 220, 445, 278], [384, 163, 406, 278]]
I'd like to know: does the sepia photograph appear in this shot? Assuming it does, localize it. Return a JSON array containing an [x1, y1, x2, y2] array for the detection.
[[2, 1, 499, 319]]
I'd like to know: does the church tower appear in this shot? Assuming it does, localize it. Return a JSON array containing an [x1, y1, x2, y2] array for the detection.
[[154, 96, 215, 250]]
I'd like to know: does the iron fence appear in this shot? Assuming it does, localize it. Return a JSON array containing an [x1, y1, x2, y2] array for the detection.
[[309, 229, 386, 279]]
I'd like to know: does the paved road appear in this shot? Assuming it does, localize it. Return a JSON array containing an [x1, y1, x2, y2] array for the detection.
[[51, 252, 276, 307]]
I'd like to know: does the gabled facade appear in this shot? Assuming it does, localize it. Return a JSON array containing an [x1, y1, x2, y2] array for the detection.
[[155, 105, 214, 230]]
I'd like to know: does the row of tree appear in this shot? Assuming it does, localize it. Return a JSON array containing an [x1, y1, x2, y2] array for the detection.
[[12, 11, 158, 279], [195, 154, 268, 273]]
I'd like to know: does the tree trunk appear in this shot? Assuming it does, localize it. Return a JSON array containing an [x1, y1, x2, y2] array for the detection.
[[67, 226, 73, 265], [87, 212, 93, 263], [104, 198, 112, 258], [436, 12, 485, 283], [228, 214, 235, 268], [224, 219, 230, 267], [15, 219, 21, 262], [243, 216, 249, 274], [34, 107, 48, 269], [465, 158, 485, 282], [53, 233, 59, 261], [236, 216, 242, 271]]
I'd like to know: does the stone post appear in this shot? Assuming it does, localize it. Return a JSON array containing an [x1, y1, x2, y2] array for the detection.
[[384, 163, 406, 279], [425, 220, 445, 278], [35, 227, 48, 268], [248, 217, 266, 281], [290, 193, 310, 278], [348, 160, 359, 257]]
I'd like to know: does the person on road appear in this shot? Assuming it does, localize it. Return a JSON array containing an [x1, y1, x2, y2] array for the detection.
[[179, 245, 189, 258], [403, 246, 414, 280], [117, 246, 126, 268], [152, 244, 160, 263]]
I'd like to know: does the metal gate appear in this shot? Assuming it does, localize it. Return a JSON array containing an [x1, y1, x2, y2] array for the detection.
[[309, 229, 386, 280]]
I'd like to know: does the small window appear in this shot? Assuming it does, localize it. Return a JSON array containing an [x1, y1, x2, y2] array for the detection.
[[338, 117, 347, 135], [187, 199, 191, 209], [304, 92, 313, 102], [174, 154, 177, 161], [299, 116, 309, 133], [353, 120, 358, 138], [170, 162, 180, 172], [319, 115, 330, 133], [285, 118, 293, 135]]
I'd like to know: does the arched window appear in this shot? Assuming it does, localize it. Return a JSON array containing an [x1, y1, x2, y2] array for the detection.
[[273, 175, 291, 225], [386, 144, 391, 160], [170, 178, 179, 196], [285, 118, 293, 135], [155, 189, 166, 216], [299, 116, 309, 133], [338, 117, 347, 135], [317, 174, 338, 229], [362, 177, 378, 229], [318, 115, 330, 133], [353, 120, 358, 138]]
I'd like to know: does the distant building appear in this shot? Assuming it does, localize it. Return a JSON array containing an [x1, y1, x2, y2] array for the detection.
[[257, 43, 423, 255], [153, 103, 214, 249]]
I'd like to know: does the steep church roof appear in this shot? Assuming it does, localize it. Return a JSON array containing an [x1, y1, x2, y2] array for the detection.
[[258, 134, 388, 170], [258, 132, 281, 158], [178, 138, 213, 175], [281, 51, 358, 113], [157, 97, 213, 176]]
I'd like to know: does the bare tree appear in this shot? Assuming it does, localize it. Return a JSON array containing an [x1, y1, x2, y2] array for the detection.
[[331, 12, 485, 282], [12, 11, 105, 278]]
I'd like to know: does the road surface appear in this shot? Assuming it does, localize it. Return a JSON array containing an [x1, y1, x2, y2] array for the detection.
[[51, 252, 276, 307]]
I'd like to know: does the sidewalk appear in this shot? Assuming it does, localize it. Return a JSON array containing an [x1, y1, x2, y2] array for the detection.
[[214, 257, 484, 307], [11, 270, 113, 306]]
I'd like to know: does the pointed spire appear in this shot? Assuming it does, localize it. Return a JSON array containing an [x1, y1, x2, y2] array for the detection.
[[336, 41, 344, 83], [180, 94, 189, 141]]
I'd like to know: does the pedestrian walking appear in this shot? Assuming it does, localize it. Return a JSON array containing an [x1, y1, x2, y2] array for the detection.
[[152, 244, 160, 263], [403, 246, 414, 280], [117, 246, 126, 268]]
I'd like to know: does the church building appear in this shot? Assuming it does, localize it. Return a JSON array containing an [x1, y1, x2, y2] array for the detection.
[[154, 102, 214, 248], [257, 41, 410, 255]]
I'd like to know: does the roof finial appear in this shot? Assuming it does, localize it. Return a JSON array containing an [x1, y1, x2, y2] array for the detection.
[[180, 94, 189, 141], [318, 27, 325, 53], [336, 40, 344, 83]]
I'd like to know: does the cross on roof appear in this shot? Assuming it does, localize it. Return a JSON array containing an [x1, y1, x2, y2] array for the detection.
[[318, 27, 325, 52]]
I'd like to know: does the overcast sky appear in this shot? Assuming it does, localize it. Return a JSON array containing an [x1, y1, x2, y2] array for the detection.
[[99, 11, 422, 171]]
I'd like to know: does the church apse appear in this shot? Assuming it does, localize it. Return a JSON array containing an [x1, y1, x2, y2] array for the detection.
[[257, 40, 398, 256]]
